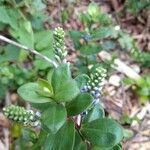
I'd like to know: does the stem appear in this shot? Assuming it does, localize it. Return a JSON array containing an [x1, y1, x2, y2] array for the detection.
[[70, 117, 85, 141], [0, 35, 58, 68], [72, 118, 91, 149], [73, 118, 85, 141]]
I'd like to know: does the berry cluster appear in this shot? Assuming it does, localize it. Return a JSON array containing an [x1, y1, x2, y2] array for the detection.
[[3, 105, 40, 127], [53, 27, 67, 63]]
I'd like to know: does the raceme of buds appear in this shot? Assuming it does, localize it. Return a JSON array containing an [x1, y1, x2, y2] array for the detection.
[[82, 67, 107, 104], [53, 27, 67, 63], [88, 67, 107, 95], [3, 105, 41, 127], [80, 67, 107, 116]]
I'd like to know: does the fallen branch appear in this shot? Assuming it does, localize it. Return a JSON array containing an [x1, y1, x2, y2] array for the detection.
[[98, 51, 141, 80], [0, 35, 58, 68]]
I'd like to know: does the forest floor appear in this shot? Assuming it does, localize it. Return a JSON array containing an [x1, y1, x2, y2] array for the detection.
[[0, 0, 150, 150]]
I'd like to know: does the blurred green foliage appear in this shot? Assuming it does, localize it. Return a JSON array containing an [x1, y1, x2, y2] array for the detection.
[[0, 0, 55, 100], [124, 75, 150, 104], [125, 0, 150, 14], [69, 2, 150, 76]]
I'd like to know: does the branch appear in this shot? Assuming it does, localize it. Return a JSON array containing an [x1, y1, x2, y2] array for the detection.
[[0, 35, 58, 68], [98, 51, 141, 80]]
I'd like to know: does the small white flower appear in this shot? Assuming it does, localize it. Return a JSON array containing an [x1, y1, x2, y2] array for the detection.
[[114, 26, 120, 31]]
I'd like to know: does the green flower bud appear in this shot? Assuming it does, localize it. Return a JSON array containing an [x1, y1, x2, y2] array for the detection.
[[3, 105, 40, 127], [53, 27, 67, 63], [87, 67, 107, 93]]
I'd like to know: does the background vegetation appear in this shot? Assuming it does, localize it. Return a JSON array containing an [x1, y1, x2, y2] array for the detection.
[[0, 0, 150, 149]]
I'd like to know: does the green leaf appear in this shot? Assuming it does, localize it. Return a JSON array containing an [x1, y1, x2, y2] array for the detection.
[[0, 6, 11, 24], [31, 103, 52, 111], [69, 30, 83, 49], [118, 32, 134, 50], [0, 81, 6, 99], [5, 45, 20, 61], [75, 74, 90, 89], [81, 118, 123, 148], [92, 27, 119, 40], [123, 129, 134, 140], [97, 13, 112, 25], [44, 120, 75, 150], [93, 143, 122, 150], [18, 83, 52, 103], [32, 0, 46, 11], [54, 79, 79, 102], [36, 130, 48, 147], [102, 41, 116, 51], [83, 104, 105, 124], [34, 30, 53, 50], [41, 104, 67, 133], [88, 2, 99, 18], [73, 132, 87, 150], [10, 20, 34, 48], [33, 49, 54, 70], [52, 64, 71, 81], [47, 68, 54, 83], [79, 44, 102, 55], [0, 45, 20, 62], [66, 93, 93, 116], [37, 78, 53, 97], [52, 64, 80, 102], [0, 7, 19, 28], [112, 144, 122, 150]]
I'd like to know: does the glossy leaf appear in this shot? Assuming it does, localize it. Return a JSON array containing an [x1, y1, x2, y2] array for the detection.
[[37, 78, 53, 97], [41, 104, 67, 133], [83, 104, 105, 124], [18, 83, 52, 103], [44, 120, 75, 150], [73, 132, 87, 150], [81, 118, 123, 148], [31, 102, 53, 111], [66, 93, 93, 116], [52, 64, 80, 102]]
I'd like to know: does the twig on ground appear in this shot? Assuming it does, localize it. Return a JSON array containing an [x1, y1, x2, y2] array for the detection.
[[98, 51, 141, 80], [0, 35, 58, 68]]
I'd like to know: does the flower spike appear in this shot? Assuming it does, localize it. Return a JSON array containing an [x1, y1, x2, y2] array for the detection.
[[3, 105, 40, 127], [53, 27, 67, 63]]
